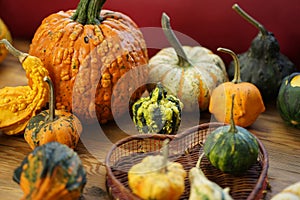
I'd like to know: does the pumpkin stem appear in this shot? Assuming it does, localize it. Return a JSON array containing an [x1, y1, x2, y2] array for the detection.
[[43, 76, 55, 122], [161, 138, 170, 174], [71, 0, 105, 25], [161, 13, 192, 67], [217, 47, 241, 84], [232, 4, 268, 37], [0, 39, 28, 63], [228, 94, 238, 133]]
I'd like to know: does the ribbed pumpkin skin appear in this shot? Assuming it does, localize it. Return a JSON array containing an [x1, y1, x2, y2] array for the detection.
[[204, 125, 259, 174], [0, 18, 12, 63], [29, 9, 148, 124], [148, 46, 228, 112], [277, 72, 300, 129], [24, 110, 82, 149], [13, 142, 86, 200]]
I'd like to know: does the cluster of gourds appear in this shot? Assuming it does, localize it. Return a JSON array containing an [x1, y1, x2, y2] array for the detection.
[[128, 139, 233, 200], [0, 0, 299, 199]]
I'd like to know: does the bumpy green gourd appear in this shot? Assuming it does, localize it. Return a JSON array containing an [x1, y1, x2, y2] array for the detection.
[[227, 4, 296, 100], [13, 142, 86, 200], [277, 72, 300, 129], [132, 83, 183, 134], [204, 94, 259, 174]]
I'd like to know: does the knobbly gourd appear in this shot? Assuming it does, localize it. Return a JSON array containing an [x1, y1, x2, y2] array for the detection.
[[227, 4, 296, 100], [128, 139, 186, 200], [205, 94, 259, 174], [148, 13, 228, 112], [13, 142, 86, 200], [189, 153, 233, 200], [277, 72, 300, 129], [0, 18, 12, 63], [132, 82, 183, 134], [24, 76, 83, 150], [29, 0, 149, 124], [271, 181, 300, 200], [209, 47, 265, 127], [0, 39, 49, 135]]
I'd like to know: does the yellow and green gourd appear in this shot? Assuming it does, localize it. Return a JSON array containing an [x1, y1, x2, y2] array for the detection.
[[132, 83, 183, 134]]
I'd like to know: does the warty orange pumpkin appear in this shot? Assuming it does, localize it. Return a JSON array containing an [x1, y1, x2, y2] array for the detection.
[[29, 0, 149, 124], [148, 13, 228, 112]]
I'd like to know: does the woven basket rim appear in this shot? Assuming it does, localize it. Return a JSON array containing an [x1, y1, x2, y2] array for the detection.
[[105, 122, 269, 200]]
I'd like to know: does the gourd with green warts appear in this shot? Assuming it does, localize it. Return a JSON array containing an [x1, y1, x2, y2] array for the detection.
[[227, 4, 296, 100], [128, 139, 186, 200], [205, 94, 259, 174], [24, 76, 83, 150], [148, 13, 228, 112], [0, 39, 49, 135], [132, 82, 183, 134], [277, 72, 300, 129], [13, 142, 86, 200]]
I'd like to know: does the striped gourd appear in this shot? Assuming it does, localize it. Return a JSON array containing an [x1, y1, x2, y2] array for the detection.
[[204, 94, 259, 174], [277, 72, 300, 129], [132, 83, 183, 134]]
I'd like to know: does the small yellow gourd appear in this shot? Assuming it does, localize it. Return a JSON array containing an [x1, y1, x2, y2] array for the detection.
[[128, 139, 186, 200], [0, 39, 49, 135], [0, 18, 12, 63], [271, 182, 300, 200]]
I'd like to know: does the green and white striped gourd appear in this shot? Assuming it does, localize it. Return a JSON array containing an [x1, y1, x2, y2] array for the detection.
[[132, 83, 183, 134]]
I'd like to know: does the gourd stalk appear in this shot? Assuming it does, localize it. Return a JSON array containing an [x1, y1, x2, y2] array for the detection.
[[71, 0, 106, 25], [232, 4, 268, 36], [217, 47, 241, 84], [161, 13, 192, 67], [43, 76, 55, 122], [0, 39, 28, 63], [228, 94, 237, 133], [161, 139, 170, 173]]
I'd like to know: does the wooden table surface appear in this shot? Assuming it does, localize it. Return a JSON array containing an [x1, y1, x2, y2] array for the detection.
[[0, 39, 299, 200]]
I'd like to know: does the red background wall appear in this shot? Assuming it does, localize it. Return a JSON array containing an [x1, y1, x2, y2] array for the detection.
[[0, 0, 299, 68]]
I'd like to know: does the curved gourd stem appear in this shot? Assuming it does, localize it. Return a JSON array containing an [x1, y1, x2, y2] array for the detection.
[[217, 47, 241, 84], [161, 13, 192, 67], [71, 0, 106, 25], [161, 138, 170, 173], [43, 76, 55, 122], [228, 94, 237, 133], [232, 4, 268, 36], [0, 39, 28, 63]]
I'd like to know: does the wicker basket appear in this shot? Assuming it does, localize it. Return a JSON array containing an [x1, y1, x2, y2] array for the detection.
[[105, 122, 269, 200]]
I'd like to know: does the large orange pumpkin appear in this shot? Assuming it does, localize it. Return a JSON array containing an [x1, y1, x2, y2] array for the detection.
[[29, 0, 149, 124]]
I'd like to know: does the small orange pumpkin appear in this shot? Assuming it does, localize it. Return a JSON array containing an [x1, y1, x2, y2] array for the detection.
[[24, 76, 82, 150], [29, 0, 149, 124], [209, 48, 265, 127]]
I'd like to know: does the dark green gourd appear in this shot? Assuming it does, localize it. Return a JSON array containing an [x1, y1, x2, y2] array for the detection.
[[277, 72, 300, 129], [132, 83, 183, 134], [228, 4, 296, 100], [13, 142, 86, 200], [204, 94, 259, 174]]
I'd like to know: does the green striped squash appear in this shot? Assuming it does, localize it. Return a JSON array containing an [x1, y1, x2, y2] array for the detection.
[[277, 72, 300, 129], [132, 83, 183, 134], [203, 94, 259, 174]]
